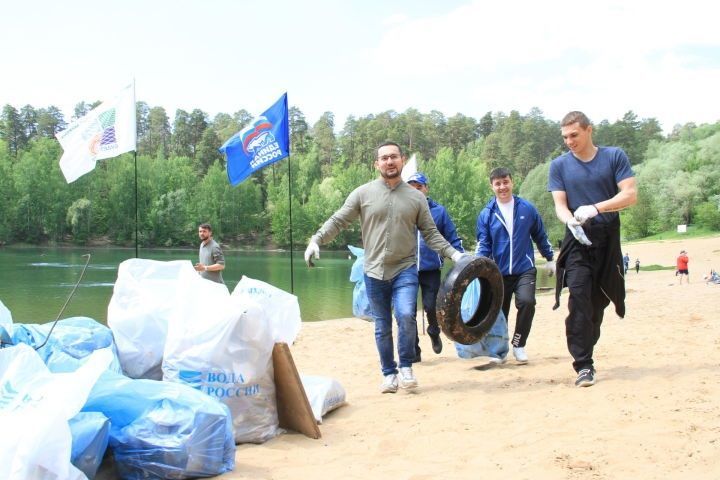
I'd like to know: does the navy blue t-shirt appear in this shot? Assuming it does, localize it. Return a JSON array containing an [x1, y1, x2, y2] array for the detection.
[[548, 146, 634, 223]]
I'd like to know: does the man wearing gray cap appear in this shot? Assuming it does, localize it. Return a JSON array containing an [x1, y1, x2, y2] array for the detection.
[[407, 172, 464, 358]]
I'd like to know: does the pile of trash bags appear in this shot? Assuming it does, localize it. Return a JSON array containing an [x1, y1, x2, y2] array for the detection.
[[0, 258, 346, 480]]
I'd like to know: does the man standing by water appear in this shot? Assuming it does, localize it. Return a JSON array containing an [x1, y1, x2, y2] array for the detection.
[[407, 172, 464, 358], [549, 111, 636, 388], [304, 142, 464, 394], [477, 167, 554, 365], [195, 223, 225, 284]]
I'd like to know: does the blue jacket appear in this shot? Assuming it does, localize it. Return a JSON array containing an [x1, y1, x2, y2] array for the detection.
[[417, 197, 464, 271], [475, 195, 553, 276]]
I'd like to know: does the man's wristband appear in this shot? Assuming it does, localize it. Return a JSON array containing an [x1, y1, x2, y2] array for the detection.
[[204, 265, 208, 271]]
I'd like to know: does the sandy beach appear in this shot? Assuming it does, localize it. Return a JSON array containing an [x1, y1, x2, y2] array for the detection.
[[224, 236, 720, 479]]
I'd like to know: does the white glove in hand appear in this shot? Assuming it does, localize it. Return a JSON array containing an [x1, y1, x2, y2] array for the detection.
[[566, 218, 592, 246], [304, 241, 320, 267], [451, 251, 466, 262], [574, 205, 599, 224], [545, 260, 556, 277]]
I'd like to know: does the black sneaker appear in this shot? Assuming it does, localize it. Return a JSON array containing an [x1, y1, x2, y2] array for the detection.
[[575, 368, 595, 387], [430, 332, 443, 354]]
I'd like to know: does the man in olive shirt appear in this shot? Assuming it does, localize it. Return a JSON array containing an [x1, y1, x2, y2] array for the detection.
[[304, 142, 464, 394], [195, 223, 225, 284]]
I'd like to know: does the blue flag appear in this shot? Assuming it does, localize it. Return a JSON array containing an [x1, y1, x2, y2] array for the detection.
[[219, 93, 290, 186]]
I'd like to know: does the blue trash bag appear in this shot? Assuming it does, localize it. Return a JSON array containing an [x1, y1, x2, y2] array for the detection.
[[68, 411, 110, 479], [455, 279, 509, 359], [348, 245, 373, 320], [83, 370, 235, 479], [11, 317, 122, 373]]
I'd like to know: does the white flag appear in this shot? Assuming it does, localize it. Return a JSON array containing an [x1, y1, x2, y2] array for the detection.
[[401, 153, 417, 182], [57, 82, 136, 183]]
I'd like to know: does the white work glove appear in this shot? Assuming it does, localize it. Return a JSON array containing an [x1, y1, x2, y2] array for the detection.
[[545, 260, 556, 277], [304, 240, 320, 267], [574, 205, 599, 224], [451, 251, 466, 262], [566, 218, 592, 246]]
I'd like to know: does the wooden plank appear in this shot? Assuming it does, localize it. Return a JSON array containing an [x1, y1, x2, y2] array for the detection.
[[272, 342, 321, 439]]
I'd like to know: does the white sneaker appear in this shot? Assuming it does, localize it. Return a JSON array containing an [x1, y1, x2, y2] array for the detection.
[[513, 347, 529, 364], [380, 374, 399, 393], [487, 356, 507, 365], [398, 367, 418, 389]]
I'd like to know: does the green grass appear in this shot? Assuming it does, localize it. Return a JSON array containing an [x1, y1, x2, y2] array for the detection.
[[635, 225, 719, 242], [642, 264, 675, 271]]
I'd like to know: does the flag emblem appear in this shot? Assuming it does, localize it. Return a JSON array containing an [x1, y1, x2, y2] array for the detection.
[[219, 93, 290, 186], [56, 82, 136, 183]]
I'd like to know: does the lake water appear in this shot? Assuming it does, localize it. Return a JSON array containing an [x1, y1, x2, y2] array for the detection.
[[0, 247, 554, 325]]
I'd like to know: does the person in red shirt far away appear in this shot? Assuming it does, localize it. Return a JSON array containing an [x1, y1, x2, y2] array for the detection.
[[677, 250, 690, 285]]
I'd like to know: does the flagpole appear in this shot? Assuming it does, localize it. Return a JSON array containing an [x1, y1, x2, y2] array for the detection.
[[134, 151, 139, 258], [287, 155, 295, 293]]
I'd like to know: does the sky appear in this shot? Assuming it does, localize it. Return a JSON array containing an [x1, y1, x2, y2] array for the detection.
[[2, 0, 719, 134]]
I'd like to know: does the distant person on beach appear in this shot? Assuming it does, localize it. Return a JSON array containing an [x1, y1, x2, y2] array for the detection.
[[476, 167, 554, 365], [304, 141, 464, 394], [635, 259, 640, 274], [677, 250, 690, 284], [548, 111, 637, 388], [194, 223, 225, 284], [407, 172, 464, 359]]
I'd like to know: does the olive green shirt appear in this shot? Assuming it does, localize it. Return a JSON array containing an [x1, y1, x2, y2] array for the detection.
[[311, 178, 460, 280]]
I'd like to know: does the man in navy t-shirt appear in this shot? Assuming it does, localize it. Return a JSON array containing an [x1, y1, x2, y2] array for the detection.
[[548, 111, 637, 388]]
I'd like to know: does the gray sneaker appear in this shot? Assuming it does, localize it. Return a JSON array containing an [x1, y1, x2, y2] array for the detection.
[[575, 368, 595, 387], [380, 374, 399, 393], [398, 367, 418, 389]]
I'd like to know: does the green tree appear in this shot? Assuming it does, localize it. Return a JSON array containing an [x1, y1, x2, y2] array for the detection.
[[20, 105, 38, 141], [36, 106, 66, 137], [1, 104, 28, 157], [519, 162, 564, 245], [312, 112, 336, 174], [0, 141, 15, 242], [171, 109, 193, 158], [290, 106, 310, 154], [66, 198, 92, 243]]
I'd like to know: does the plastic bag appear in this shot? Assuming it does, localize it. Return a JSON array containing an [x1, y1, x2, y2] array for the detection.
[[231, 276, 301, 344], [300, 374, 347, 424], [454, 311, 509, 359], [108, 259, 226, 379], [348, 245, 373, 321], [165, 269, 281, 444], [0, 344, 112, 480], [68, 412, 110, 479], [83, 370, 235, 479], [11, 317, 122, 373]]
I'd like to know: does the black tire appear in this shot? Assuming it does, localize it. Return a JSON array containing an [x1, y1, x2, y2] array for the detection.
[[435, 256, 504, 345]]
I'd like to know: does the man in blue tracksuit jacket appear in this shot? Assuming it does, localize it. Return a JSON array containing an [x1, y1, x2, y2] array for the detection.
[[476, 167, 554, 364], [407, 172, 464, 358]]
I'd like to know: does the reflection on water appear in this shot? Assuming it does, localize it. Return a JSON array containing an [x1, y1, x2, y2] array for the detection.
[[1, 247, 355, 324]]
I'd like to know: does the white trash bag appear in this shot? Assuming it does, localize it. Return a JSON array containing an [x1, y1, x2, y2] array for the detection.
[[163, 268, 281, 444], [0, 344, 112, 480], [231, 276, 301, 344], [108, 259, 227, 379], [300, 374, 347, 424]]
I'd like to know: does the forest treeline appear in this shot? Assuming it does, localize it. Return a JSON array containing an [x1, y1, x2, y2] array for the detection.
[[0, 102, 719, 249]]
